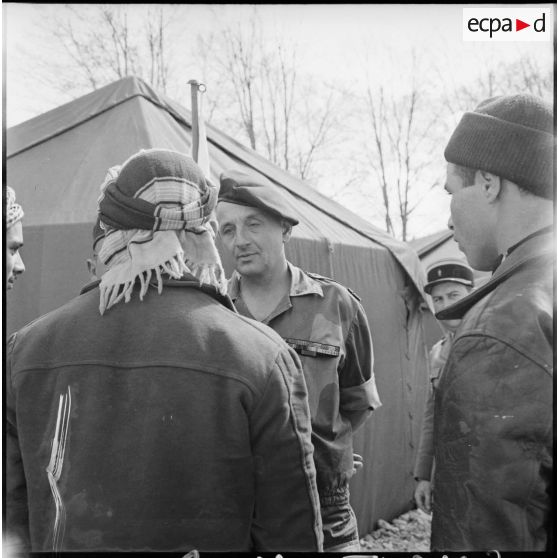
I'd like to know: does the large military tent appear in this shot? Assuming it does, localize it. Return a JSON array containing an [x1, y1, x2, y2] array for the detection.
[[6, 76, 432, 537]]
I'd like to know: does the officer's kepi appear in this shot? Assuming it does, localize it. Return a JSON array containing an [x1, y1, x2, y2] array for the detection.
[[218, 169, 299, 226], [424, 259, 474, 294]]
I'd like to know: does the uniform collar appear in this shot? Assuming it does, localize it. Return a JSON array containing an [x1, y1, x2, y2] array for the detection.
[[228, 262, 323, 301], [80, 279, 101, 294], [287, 262, 324, 297]]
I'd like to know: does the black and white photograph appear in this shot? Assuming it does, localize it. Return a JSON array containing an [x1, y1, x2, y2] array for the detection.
[[3, 3, 555, 555]]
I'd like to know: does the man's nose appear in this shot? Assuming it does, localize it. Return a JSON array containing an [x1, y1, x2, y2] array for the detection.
[[14, 253, 25, 275], [440, 297, 453, 310], [234, 227, 249, 247]]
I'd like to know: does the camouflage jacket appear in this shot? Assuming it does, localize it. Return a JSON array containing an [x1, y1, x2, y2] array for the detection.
[[229, 262, 381, 495]]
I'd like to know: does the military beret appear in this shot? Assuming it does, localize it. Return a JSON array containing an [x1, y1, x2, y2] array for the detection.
[[218, 169, 299, 226], [424, 258, 474, 294]]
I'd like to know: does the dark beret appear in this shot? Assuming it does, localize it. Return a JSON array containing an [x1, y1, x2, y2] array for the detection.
[[218, 169, 299, 226]]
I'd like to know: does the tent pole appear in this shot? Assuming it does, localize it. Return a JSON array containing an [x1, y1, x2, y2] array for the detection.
[[188, 79, 200, 162]]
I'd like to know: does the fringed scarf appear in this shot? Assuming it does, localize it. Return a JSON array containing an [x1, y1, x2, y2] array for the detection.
[[95, 149, 227, 315]]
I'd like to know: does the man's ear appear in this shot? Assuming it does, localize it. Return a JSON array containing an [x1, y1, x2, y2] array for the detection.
[[476, 170, 501, 203], [86, 258, 97, 279], [282, 221, 292, 243]]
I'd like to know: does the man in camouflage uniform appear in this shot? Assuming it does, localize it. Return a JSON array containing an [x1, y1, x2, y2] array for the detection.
[[216, 169, 382, 552]]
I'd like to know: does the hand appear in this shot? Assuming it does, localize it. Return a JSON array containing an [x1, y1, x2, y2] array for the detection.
[[352, 453, 364, 474], [414, 479, 432, 514]]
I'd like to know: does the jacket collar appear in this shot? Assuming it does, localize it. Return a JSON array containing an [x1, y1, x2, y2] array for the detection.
[[436, 230, 554, 321], [80, 279, 101, 295], [228, 261, 323, 301], [80, 275, 236, 312]]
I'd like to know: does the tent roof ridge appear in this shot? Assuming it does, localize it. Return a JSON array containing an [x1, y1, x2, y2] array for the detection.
[[7, 76, 427, 299], [8, 77, 179, 158]]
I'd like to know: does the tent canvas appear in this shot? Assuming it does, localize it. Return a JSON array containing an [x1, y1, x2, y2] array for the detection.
[[6, 76, 431, 537]]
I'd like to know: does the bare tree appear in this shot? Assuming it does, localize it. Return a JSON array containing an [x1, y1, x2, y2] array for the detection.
[[360, 50, 443, 241], [37, 5, 174, 97], [436, 49, 554, 116], [192, 7, 340, 181]]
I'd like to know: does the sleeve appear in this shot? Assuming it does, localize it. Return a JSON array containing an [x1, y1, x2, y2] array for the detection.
[[249, 346, 323, 552], [413, 388, 435, 481], [414, 342, 443, 481], [5, 333, 31, 552], [339, 302, 381, 432]]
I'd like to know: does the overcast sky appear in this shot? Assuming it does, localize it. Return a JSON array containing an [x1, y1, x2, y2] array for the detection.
[[3, 3, 555, 239]]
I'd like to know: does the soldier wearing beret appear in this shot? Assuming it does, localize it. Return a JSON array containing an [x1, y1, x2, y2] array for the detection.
[[432, 94, 554, 551], [413, 259, 474, 515], [217, 169, 381, 552]]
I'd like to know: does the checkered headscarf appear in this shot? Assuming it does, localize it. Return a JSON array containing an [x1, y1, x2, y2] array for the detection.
[[96, 148, 226, 314], [7, 187, 24, 228]]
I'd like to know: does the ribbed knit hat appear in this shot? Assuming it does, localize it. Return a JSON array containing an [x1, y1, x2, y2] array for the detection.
[[444, 94, 555, 199]]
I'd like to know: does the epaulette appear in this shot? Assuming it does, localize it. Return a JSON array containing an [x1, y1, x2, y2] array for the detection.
[[306, 272, 362, 302]]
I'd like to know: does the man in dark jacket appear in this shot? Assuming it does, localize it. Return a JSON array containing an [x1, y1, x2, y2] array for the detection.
[[431, 95, 554, 551], [6, 149, 323, 553]]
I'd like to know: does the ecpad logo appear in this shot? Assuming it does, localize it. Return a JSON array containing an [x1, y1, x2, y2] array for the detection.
[[463, 8, 552, 42]]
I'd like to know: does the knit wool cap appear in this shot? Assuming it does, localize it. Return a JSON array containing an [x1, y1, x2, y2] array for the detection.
[[444, 94, 555, 199], [95, 149, 226, 315], [6, 186, 24, 228], [99, 149, 216, 231], [219, 169, 299, 226], [424, 258, 474, 295]]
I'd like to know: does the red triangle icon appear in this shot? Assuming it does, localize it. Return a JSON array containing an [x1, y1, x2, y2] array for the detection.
[[516, 19, 530, 31]]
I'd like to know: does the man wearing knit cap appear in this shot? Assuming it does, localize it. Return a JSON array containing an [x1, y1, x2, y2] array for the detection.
[[6, 186, 25, 290], [413, 259, 474, 514], [6, 149, 322, 552], [216, 168, 381, 552], [431, 95, 554, 551]]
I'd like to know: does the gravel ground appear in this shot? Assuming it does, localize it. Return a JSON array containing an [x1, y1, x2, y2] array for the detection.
[[359, 508, 432, 552]]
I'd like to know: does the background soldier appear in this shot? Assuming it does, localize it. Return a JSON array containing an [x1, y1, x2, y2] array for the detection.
[[413, 259, 474, 513]]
